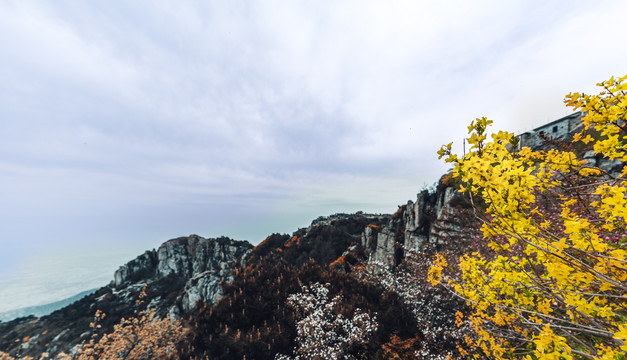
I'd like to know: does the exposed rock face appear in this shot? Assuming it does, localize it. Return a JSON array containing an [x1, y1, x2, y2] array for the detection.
[[362, 181, 471, 265], [428, 186, 468, 244], [113, 250, 157, 287], [113, 235, 253, 313], [362, 225, 398, 266], [180, 272, 224, 313], [156, 235, 252, 312], [582, 150, 624, 176]]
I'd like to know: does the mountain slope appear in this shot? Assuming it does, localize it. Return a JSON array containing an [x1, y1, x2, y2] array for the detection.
[[0, 236, 252, 357], [0, 174, 477, 359]]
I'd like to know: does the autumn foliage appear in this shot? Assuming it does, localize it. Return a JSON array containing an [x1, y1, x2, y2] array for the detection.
[[433, 75, 627, 359], [0, 286, 184, 360]]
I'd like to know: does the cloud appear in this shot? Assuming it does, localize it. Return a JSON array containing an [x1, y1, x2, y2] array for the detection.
[[2, 0, 625, 220], [2, 0, 627, 308]]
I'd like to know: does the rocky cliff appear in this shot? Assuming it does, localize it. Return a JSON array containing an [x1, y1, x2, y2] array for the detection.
[[181, 180, 473, 360], [0, 235, 252, 357], [361, 180, 470, 266], [113, 235, 252, 313], [0, 175, 471, 358]]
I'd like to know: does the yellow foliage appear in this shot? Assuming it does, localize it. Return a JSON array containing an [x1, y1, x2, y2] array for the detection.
[[433, 75, 627, 359], [427, 253, 448, 286]]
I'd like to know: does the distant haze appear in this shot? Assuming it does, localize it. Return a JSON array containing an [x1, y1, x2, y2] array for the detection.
[[1, 0, 627, 312], [0, 289, 96, 322]]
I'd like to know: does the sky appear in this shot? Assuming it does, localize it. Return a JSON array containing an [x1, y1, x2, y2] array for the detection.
[[1, 0, 627, 313]]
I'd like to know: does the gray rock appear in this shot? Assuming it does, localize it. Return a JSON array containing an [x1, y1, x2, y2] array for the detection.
[[113, 235, 252, 315], [583, 150, 596, 159], [598, 157, 624, 175], [361, 181, 469, 266], [180, 271, 226, 312], [114, 251, 157, 287]]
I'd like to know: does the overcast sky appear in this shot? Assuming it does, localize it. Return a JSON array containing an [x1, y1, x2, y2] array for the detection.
[[1, 0, 627, 312]]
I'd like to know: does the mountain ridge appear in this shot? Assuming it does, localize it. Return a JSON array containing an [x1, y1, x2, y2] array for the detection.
[[2, 113, 605, 359], [0, 176, 471, 358]]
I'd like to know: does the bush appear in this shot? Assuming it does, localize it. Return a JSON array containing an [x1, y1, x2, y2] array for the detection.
[[432, 75, 627, 359]]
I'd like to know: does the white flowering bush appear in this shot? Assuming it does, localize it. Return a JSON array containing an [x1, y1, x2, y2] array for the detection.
[[358, 249, 469, 359], [276, 282, 377, 360]]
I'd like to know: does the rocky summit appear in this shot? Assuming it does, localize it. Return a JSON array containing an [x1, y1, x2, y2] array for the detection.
[[113, 235, 253, 314]]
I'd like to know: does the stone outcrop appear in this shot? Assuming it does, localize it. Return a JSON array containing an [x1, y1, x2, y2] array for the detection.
[[582, 150, 624, 176], [113, 250, 157, 287], [113, 235, 253, 313], [362, 180, 471, 265]]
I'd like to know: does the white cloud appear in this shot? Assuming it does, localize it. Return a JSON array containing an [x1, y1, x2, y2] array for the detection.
[[2, 0, 627, 309]]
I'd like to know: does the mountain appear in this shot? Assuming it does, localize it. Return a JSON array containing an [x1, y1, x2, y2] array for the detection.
[[181, 181, 478, 359], [0, 236, 253, 357], [0, 175, 474, 359]]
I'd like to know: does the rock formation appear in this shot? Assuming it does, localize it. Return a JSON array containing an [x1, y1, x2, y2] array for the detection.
[[113, 235, 252, 313], [361, 181, 470, 266], [0, 235, 252, 357], [0, 174, 471, 358]]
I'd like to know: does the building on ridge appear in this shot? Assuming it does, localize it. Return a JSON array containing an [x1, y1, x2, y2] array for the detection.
[[518, 112, 584, 149]]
